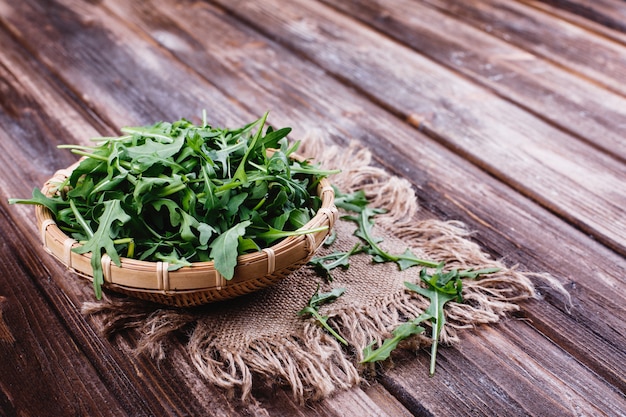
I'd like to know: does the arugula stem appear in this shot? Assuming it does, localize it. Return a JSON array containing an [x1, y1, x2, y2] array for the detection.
[[214, 181, 241, 193], [69, 149, 132, 170], [254, 225, 328, 241], [156, 183, 187, 197], [252, 197, 266, 212], [88, 135, 132, 142], [69, 149, 108, 161], [429, 329, 439, 376], [310, 309, 348, 345], [69, 199, 94, 239], [120, 127, 174, 143], [127, 239, 135, 258], [57, 144, 97, 151]]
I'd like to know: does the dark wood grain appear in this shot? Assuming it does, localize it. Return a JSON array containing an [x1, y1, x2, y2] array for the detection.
[[421, 0, 626, 97], [382, 320, 626, 416], [0, 210, 130, 417], [0, 1, 411, 415], [0, 0, 624, 415], [100, 0, 626, 400], [531, 0, 626, 34], [207, 0, 626, 259], [322, 0, 626, 163], [519, 0, 626, 47]]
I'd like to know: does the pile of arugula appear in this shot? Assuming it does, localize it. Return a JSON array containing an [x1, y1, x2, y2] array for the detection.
[[10, 112, 336, 299], [306, 188, 499, 375]]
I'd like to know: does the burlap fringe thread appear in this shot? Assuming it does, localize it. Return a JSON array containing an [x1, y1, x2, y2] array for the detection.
[[82, 134, 566, 404]]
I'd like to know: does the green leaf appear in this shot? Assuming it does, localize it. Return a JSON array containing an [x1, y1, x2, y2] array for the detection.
[[288, 208, 310, 229], [333, 187, 369, 213], [405, 280, 457, 375], [345, 207, 439, 269], [233, 112, 268, 183], [361, 316, 429, 363], [237, 236, 260, 253], [254, 225, 328, 245], [197, 223, 216, 246], [150, 199, 182, 227], [155, 248, 193, 269], [308, 243, 362, 282], [298, 286, 347, 345], [124, 136, 184, 160], [8, 188, 65, 216], [72, 200, 131, 299], [260, 127, 291, 150], [179, 211, 200, 242], [396, 249, 441, 270], [209, 220, 251, 280], [458, 267, 501, 279], [307, 286, 345, 309], [121, 123, 176, 144]]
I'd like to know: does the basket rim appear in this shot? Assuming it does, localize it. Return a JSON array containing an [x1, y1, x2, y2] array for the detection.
[[35, 151, 337, 298]]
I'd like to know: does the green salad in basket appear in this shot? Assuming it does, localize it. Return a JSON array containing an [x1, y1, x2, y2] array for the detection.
[[10, 112, 337, 299]]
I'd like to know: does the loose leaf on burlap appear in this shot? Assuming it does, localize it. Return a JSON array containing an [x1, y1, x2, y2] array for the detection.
[[82, 135, 559, 404]]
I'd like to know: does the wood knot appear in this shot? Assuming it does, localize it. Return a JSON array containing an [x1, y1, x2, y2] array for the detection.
[[406, 112, 435, 130]]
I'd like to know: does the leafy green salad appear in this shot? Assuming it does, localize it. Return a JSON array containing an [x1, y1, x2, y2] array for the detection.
[[10, 112, 336, 298]]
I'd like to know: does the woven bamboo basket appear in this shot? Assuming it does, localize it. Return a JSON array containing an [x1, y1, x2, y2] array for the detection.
[[35, 155, 337, 307]]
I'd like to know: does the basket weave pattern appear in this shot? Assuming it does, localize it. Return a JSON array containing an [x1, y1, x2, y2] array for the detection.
[[36, 160, 337, 307]]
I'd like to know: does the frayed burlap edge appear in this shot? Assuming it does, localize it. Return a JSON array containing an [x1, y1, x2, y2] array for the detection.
[[82, 133, 568, 404]]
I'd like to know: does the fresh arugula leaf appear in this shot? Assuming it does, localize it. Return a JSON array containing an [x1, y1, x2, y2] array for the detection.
[[323, 186, 501, 374], [209, 220, 251, 280], [344, 207, 440, 269], [233, 112, 268, 183], [458, 267, 501, 279], [309, 243, 363, 282], [72, 200, 131, 299], [298, 286, 348, 345], [10, 112, 337, 298], [361, 313, 430, 363], [8, 188, 66, 217], [253, 225, 329, 245], [332, 187, 369, 213], [405, 280, 457, 375]]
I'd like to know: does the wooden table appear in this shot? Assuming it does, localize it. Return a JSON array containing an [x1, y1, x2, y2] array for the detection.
[[1, 0, 625, 415]]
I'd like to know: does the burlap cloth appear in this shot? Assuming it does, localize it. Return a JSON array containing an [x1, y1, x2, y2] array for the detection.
[[82, 136, 555, 403]]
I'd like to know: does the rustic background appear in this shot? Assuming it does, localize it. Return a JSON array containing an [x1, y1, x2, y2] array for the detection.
[[0, 0, 624, 416]]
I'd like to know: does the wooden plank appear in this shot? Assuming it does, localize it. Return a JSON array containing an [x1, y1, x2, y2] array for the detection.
[[321, 0, 626, 163], [420, 0, 626, 97], [96, 0, 626, 402], [0, 2, 410, 415], [2, 0, 624, 415], [381, 321, 626, 416], [0, 0, 244, 130], [0, 24, 305, 417], [208, 0, 626, 258], [519, 0, 626, 46], [0, 26, 261, 417], [0, 209, 130, 417], [527, 0, 626, 35]]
